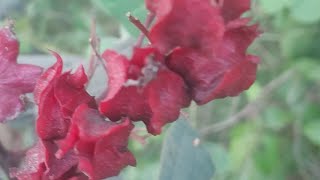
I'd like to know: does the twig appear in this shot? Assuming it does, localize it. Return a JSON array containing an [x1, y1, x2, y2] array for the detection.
[[200, 69, 294, 137], [135, 12, 155, 47], [127, 12, 151, 43], [87, 16, 99, 81], [88, 16, 108, 75]]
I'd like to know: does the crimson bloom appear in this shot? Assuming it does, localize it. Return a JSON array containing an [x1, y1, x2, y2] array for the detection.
[[34, 53, 96, 140], [99, 48, 191, 135], [56, 104, 136, 180], [0, 26, 42, 122], [13, 54, 135, 180], [147, 0, 260, 105]]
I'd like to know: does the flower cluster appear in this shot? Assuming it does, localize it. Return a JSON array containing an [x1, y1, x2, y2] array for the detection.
[[6, 0, 259, 179]]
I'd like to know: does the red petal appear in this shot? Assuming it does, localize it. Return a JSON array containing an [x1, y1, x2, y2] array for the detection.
[[62, 104, 135, 180], [36, 91, 69, 140], [100, 49, 190, 134], [168, 44, 259, 105], [54, 68, 95, 118], [0, 26, 19, 61], [0, 89, 24, 122], [149, 0, 224, 54], [146, 69, 191, 134], [101, 50, 129, 102], [100, 50, 151, 122], [0, 26, 43, 122], [221, 0, 251, 22], [42, 141, 78, 180], [34, 52, 62, 105], [92, 118, 135, 179], [206, 55, 258, 100]]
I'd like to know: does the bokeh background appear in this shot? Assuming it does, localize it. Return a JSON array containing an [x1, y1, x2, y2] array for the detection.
[[1, 0, 320, 180]]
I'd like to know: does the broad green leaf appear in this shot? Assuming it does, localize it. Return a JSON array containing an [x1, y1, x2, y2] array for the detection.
[[303, 120, 320, 146], [290, 0, 320, 23], [205, 143, 230, 179], [92, 0, 147, 36], [159, 119, 214, 180]]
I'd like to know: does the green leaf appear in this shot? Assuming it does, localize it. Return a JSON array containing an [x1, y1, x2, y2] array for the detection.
[[303, 120, 320, 146], [229, 122, 259, 170], [258, 0, 290, 14], [245, 82, 261, 101], [205, 143, 230, 179], [92, 0, 147, 36], [159, 119, 214, 180], [294, 58, 320, 81], [290, 0, 320, 23], [281, 29, 320, 59], [254, 135, 283, 177]]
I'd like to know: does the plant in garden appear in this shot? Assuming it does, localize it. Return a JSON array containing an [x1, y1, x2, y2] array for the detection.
[[0, 0, 260, 179]]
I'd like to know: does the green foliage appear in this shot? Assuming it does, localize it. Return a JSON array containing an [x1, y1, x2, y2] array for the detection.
[[303, 120, 320, 146], [258, 0, 290, 14], [290, 0, 320, 23]]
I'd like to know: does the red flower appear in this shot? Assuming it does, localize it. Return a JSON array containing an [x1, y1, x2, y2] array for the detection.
[[0, 26, 42, 122], [34, 52, 95, 140], [99, 48, 190, 135], [56, 104, 136, 180], [147, 0, 260, 104]]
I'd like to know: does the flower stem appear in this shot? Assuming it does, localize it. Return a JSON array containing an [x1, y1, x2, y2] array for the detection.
[[135, 12, 155, 47], [127, 12, 152, 45]]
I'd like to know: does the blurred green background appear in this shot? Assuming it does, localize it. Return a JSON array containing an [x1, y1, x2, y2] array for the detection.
[[1, 0, 320, 180]]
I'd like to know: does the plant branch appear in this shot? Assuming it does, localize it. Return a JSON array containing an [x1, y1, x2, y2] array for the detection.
[[201, 69, 294, 137], [88, 16, 108, 75]]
